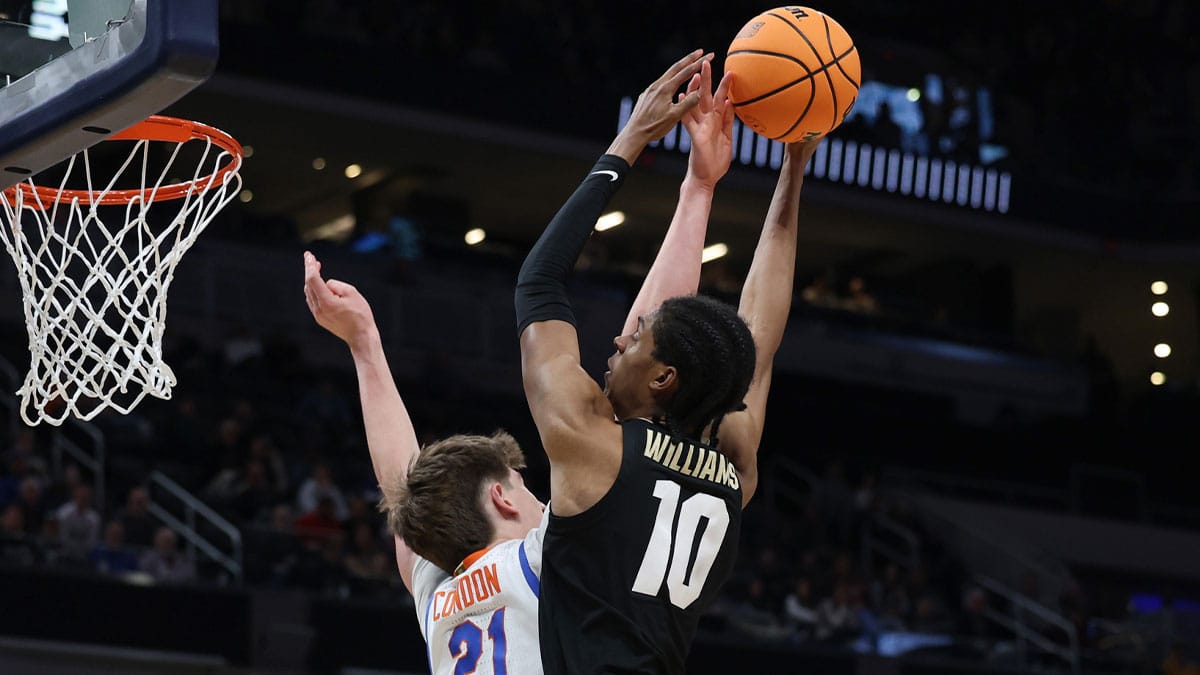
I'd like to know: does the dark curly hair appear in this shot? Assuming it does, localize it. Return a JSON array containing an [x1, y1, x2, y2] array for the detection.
[[650, 294, 756, 445]]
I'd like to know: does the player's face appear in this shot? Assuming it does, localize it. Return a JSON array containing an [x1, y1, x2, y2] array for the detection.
[[508, 468, 545, 534], [604, 313, 664, 418]]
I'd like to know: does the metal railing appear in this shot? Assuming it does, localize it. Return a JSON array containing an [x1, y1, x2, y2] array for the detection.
[[764, 456, 820, 515], [904, 489, 1074, 610], [862, 507, 921, 573], [147, 470, 243, 584], [0, 354, 108, 507], [881, 465, 1070, 511], [974, 572, 1081, 675], [48, 419, 107, 510]]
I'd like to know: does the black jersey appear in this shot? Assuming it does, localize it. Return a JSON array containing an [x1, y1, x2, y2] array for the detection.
[[539, 418, 743, 674]]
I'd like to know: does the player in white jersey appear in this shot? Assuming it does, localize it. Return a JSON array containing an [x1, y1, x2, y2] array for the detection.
[[303, 251, 545, 675], [412, 513, 545, 674]]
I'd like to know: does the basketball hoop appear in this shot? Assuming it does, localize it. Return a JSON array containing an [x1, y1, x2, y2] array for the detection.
[[0, 115, 243, 425]]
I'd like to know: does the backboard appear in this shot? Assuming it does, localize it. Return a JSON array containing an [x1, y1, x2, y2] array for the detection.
[[0, 0, 219, 191]]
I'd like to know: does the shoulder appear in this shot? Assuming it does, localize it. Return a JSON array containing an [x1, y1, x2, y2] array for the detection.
[[410, 555, 451, 626]]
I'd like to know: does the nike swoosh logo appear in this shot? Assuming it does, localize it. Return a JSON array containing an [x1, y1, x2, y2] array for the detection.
[[589, 170, 619, 182]]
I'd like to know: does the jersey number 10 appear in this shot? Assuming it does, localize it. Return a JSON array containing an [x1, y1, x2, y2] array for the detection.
[[632, 479, 731, 609]]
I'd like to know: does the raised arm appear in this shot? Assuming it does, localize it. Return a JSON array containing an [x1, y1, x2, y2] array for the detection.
[[515, 50, 709, 474], [302, 251, 421, 592], [720, 140, 821, 505], [621, 61, 735, 335]]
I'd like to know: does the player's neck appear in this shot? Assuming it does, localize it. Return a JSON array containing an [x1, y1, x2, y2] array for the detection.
[[454, 542, 498, 575]]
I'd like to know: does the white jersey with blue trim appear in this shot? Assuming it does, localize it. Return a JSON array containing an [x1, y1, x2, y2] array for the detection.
[[411, 519, 544, 675]]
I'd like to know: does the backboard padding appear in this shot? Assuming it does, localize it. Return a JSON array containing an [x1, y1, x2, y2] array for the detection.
[[0, 0, 218, 191]]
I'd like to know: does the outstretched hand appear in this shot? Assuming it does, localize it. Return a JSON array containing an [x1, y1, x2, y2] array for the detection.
[[787, 135, 823, 168], [681, 60, 735, 189], [303, 251, 378, 351], [606, 49, 713, 164]]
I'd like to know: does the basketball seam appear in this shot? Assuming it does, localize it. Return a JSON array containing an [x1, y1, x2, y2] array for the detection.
[[765, 11, 828, 65], [730, 76, 816, 108], [728, 49, 856, 101], [766, 10, 838, 138]]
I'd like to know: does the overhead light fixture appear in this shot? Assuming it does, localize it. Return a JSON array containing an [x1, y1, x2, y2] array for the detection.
[[242, 145, 254, 158], [1150, 371, 1166, 386], [464, 228, 486, 246], [701, 243, 728, 263], [1151, 281, 1168, 295], [238, 190, 253, 203], [1154, 343, 1171, 358], [595, 211, 626, 232], [1151, 301, 1169, 317], [344, 163, 363, 179], [312, 157, 326, 170]]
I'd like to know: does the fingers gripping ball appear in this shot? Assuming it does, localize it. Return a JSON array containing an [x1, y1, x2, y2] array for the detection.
[[725, 6, 861, 142]]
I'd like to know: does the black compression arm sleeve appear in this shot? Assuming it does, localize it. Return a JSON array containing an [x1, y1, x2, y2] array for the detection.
[[514, 154, 630, 335]]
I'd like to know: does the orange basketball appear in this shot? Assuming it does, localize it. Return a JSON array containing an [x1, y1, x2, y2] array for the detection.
[[725, 6, 861, 142]]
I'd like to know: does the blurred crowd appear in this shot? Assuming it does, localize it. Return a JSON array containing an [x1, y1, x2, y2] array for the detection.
[[0, 304, 1173, 673]]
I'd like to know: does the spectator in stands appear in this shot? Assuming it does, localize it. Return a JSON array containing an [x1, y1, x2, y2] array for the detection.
[[230, 459, 282, 523], [115, 485, 156, 548], [728, 577, 792, 642], [154, 394, 210, 469], [54, 482, 101, 557], [294, 495, 344, 544], [851, 469, 879, 546], [815, 459, 855, 547], [958, 584, 997, 642], [698, 258, 741, 301], [783, 575, 820, 642], [139, 526, 196, 584], [245, 503, 300, 587], [14, 476, 46, 536], [287, 529, 348, 596], [816, 580, 862, 644], [293, 376, 355, 438], [43, 461, 82, 510], [0, 503, 37, 566], [4, 428, 48, 482], [296, 463, 349, 522], [849, 580, 883, 648], [221, 323, 265, 369], [343, 521, 389, 582], [871, 101, 904, 149], [800, 270, 839, 308], [911, 592, 955, 634], [89, 521, 140, 576], [247, 433, 290, 495], [212, 415, 248, 463], [0, 459, 19, 511], [842, 274, 880, 314], [753, 545, 791, 611], [871, 562, 913, 630], [341, 491, 381, 536]]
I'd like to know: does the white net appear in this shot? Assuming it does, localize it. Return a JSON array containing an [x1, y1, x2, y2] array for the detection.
[[0, 122, 242, 425]]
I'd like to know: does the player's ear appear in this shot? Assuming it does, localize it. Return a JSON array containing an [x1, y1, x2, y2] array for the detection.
[[489, 481, 520, 518], [649, 365, 677, 395]]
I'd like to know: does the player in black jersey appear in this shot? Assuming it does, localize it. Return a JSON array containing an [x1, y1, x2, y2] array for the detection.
[[515, 49, 821, 674]]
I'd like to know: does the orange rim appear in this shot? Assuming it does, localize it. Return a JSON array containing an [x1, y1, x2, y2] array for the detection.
[[3, 115, 243, 207]]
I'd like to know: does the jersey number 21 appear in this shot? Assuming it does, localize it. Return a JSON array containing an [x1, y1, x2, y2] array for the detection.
[[449, 608, 506, 674], [632, 479, 730, 609]]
